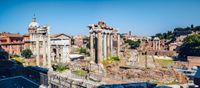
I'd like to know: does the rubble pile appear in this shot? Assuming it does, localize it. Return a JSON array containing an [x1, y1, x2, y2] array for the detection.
[[106, 63, 177, 83]]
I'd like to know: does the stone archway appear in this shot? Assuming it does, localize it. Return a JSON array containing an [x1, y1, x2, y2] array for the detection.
[[53, 48, 57, 58]]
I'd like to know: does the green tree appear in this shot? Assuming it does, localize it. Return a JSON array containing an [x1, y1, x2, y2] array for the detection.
[[79, 47, 90, 56], [183, 34, 200, 44], [193, 26, 200, 32], [154, 31, 174, 40], [179, 35, 200, 60], [127, 39, 141, 49], [21, 48, 33, 59]]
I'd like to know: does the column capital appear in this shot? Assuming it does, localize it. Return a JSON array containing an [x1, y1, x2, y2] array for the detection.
[[110, 33, 114, 35], [106, 32, 111, 35], [96, 30, 102, 33]]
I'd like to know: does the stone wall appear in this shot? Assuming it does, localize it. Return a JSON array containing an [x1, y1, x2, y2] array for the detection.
[[48, 71, 104, 88]]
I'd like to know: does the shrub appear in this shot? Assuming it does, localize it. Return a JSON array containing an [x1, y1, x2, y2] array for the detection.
[[111, 56, 120, 61], [79, 47, 90, 56], [10, 54, 20, 58], [52, 64, 69, 72], [103, 56, 120, 65], [126, 39, 141, 49], [21, 48, 33, 59]]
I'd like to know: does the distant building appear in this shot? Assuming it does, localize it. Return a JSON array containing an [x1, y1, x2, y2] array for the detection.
[[73, 35, 84, 46], [187, 56, 200, 68], [22, 34, 31, 50], [0, 32, 23, 55], [168, 42, 182, 51]]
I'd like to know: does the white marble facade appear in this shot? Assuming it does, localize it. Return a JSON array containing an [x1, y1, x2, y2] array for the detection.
[[28, 17, 71, 68]]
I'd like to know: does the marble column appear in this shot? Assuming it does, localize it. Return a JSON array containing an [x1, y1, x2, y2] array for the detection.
[[110, 33, 113, 56], [90, 32, 94, 60], [155, 41, 157, 50], [36, 40, 40, 66], [47, 33, 52, 70], [62, 44, 68, 62], [56, 47, 59, 62], [106, 33, 111, 58], [117, 33, 120, 56], [66, 46, 70, 62], [97, 31, 102, 63], [103, 32, 107, 60], [43, 38, 46, 67], [153, 40, 155, 50], [158, 40, 160, 50]]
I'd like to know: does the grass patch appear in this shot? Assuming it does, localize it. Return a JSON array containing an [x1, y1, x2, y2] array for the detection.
[[11, 57, 25, 63], [155, 59, 175, 67], [103, 56, 120, 65], [73, 70, 87, 76], [52, 64, 70, 72], [153, 80, 178, 85]]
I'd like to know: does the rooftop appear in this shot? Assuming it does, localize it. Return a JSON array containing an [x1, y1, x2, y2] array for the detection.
[[0, 76, 39, 88]]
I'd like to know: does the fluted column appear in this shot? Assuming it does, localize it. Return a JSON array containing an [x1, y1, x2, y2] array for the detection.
[[158, 40, 160, 50], [47, 33, 52, 70], [155, 40, 158, 50], [97, 31, 102, 63], [107, 33, 111, 58], [36, 40, 40, 66], [110, 33, 113, 56], [117, 33, 120, 56], [153, 40, 155, 50], [103, 32, 107, 60], [90, 32, 94, 60], [43, 38, 46, 67], [66, 46, 70, 62]]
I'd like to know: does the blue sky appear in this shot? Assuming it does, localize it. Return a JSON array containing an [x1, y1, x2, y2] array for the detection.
[[0, 0, 200, 36]]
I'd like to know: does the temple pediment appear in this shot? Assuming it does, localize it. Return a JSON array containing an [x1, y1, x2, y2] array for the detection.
[[51, 34, 71, 39]]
